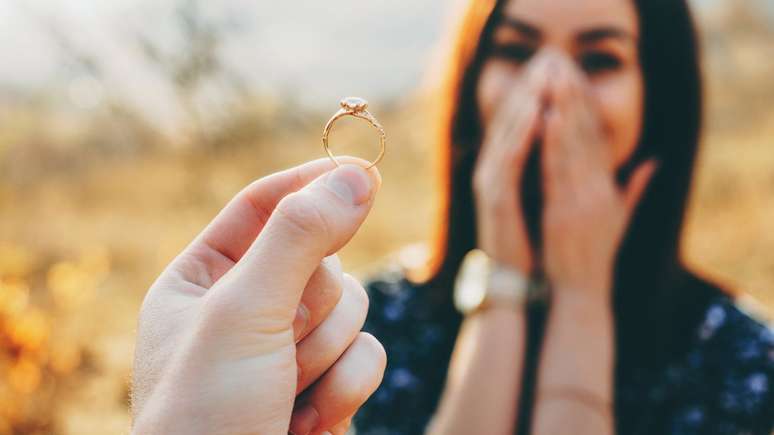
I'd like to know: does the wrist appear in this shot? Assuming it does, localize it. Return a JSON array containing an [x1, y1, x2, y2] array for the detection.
[[550, 264, 613, 300], [540, 289, 615, 401], [552, 281, 611, 309], [549, 288, 614, 356], [470, 302, 528, 321], [551, 290, 613, 328]]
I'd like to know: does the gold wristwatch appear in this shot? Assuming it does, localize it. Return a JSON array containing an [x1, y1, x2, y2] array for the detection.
[[453, 249, 543, 316]]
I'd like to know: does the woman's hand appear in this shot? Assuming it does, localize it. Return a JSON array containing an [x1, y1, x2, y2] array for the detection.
[[541, 55, 658, 299], [473, 53, 552, 273], [131, 158, 386, 435]]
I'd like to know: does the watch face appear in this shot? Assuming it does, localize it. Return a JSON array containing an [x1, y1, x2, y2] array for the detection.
[[453, 249, 489, 314]]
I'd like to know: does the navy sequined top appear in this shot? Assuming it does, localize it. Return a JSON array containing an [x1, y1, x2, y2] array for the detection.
[[352, 266, 774, 435]]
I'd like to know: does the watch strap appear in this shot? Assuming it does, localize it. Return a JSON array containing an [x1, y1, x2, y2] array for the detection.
[[486, 266, 530, 306]]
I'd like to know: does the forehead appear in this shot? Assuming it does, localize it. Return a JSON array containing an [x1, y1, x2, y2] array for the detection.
[[501, 0, 639, 37]]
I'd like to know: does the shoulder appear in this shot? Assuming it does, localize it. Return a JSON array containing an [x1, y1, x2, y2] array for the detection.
[[668, 294, 774, 432], [691, 294, 773, 370]]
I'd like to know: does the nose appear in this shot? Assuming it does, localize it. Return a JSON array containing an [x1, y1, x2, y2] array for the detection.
[[533, 47, 582, 78]]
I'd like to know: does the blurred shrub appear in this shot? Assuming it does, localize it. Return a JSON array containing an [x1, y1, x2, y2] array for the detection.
[[0, 244, 109, 434]]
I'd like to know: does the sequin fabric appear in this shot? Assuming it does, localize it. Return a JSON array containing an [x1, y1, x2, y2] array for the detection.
[[352, 270, 774, 435]]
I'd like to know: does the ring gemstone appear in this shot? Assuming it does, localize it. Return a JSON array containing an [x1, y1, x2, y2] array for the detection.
[[340, 97, 368, 112]]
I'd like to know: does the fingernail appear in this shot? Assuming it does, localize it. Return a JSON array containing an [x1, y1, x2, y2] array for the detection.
[[289, 404, 320, 435], [326, 164, 373, 205], [293, 304, 310, 342]]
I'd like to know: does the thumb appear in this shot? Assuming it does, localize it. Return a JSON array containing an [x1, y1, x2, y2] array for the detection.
[[623, 158, 659, 217], [211, 163, 381, 328]]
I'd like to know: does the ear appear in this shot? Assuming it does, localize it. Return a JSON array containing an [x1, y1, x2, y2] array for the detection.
[[623, 158, 659, 217]]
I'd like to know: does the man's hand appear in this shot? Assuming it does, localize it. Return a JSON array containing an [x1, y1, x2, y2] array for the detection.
[[131, 157, 386, 435]]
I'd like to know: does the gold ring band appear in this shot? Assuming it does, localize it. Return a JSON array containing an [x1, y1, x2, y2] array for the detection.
[[322, 97, 386, 169]]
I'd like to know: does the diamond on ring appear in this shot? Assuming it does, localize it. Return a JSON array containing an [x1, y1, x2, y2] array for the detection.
[[340, 97, 368, 113]]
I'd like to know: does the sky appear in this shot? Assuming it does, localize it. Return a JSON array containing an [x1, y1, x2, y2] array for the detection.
[[0, 0, 452, 123], [0, 0, 769, 126]]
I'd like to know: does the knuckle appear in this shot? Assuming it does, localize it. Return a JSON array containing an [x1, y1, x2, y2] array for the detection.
[[315, 259, 344, 301], [344, 273, 369, 315], [200, 289, 286, 339], [324, 268, 345, 304], [274, 192, 332, 240], [197, 291, 236, 336], [336, 333, 387, 401], [357, 332, 387, 371], [201, 289, 232, 319], [241, 179, 275, 226]]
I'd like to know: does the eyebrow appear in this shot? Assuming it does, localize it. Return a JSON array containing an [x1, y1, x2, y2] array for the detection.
[[578, 27, 636, 43], [499, 16, 542, 40], [499, 16, 637, 44]]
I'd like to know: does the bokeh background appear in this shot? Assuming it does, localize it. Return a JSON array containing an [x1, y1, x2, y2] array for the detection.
[[0, 0, 772, 433]]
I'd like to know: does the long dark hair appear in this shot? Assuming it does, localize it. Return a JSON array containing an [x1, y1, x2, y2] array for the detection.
[[412, 0, 731, 433]]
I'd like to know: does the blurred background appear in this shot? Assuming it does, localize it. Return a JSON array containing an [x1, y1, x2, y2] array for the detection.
[[0, 0, 772, 433]]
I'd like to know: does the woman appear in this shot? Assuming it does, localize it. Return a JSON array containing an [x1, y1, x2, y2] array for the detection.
[[352, 0, 774, 434]]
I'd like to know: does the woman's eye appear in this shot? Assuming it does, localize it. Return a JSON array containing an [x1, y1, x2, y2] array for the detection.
[[579, 52, 622, 74], [489, 43, 535, 64]]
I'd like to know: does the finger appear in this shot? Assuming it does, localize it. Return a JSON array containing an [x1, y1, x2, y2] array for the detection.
[[548, 56, 574, 110], [479, 72, 546, 185], [562, 66, 611, 172], [499, 97, 542, 169], [549, 54, 598, 161], [503, 54, 554, 142], [173, 156, 378, 288], [207, 163, 381, 334], [553, 52, 591, 105], [622, 158, 659, 216], [541, 106, 564, 202], [544, 65, 585, 203], [325, 414, 354, 435], [495, 53, 549, 116], [546, 61, 604, 185], [289, 332, 387, 435], [294, 255, 344, 343], [546, 61, 575, 156], [296, 274, 368, 394], [557, 56, 607, 154], [493, 57, 551, 128], [486, 89, 535, 156], [486, 52, 553, 148]]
